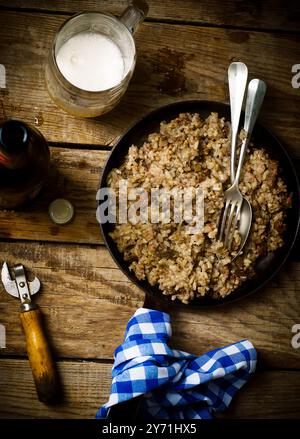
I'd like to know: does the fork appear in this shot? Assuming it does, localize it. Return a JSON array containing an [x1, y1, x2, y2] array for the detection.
[[228, 62, 248, 181], [219, 78, 267, 251]]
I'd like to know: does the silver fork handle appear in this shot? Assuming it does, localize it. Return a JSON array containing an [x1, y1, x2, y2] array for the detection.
[[234, 78, 267, 185], [228, 62, 248, 183]]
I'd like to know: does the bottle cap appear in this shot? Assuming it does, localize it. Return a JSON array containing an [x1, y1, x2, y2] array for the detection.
[[0, 120, 29, 152], [48, 198, 74, 225]]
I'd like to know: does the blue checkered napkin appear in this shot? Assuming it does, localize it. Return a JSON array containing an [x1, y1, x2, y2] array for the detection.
[[96, 308, 257, 419]]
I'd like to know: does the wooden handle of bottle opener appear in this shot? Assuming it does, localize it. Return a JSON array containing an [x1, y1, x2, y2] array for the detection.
[[20, 307, 60, 403]]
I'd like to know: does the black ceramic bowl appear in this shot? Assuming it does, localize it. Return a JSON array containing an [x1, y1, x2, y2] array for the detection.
[[98, 100, 300, 307]]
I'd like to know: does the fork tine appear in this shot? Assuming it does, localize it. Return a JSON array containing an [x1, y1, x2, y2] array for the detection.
[[218, 200, 230, 241], [227, 203, 242, 251], [224, 201, 238, 248]]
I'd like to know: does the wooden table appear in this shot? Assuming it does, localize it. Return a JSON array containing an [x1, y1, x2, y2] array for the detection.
[[0, 0, 300, 419]]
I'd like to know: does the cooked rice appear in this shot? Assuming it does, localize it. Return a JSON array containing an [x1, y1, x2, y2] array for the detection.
[[107, 112, 291, 304]]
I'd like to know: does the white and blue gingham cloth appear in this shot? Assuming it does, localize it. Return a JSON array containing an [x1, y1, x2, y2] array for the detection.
[[96, 308, 257, 419]]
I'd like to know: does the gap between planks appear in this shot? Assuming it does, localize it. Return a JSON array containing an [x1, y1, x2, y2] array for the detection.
[[48, 141, 112, 151], [0, 5, 300, 36], [0, 358, 300, 419], [0, 146, 298, 247], [1, 352, 300, 373], [0, 240, 300, 367], [0, 11, 299, 150], [0, 0, 299, 33]]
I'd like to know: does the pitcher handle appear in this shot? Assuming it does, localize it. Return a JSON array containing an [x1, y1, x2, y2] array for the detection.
[[119, 0, 149, 34]]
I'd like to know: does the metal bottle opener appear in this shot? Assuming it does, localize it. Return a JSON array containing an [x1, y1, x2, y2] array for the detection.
[[1, 262, 40, 310], [1, 262, 59, 403]]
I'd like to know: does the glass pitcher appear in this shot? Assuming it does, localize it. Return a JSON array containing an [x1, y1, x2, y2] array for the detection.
[[45, 1, 148, 118]]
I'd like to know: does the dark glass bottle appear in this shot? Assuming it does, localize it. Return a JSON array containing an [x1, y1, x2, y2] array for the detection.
[[0, 120, 50, 209]]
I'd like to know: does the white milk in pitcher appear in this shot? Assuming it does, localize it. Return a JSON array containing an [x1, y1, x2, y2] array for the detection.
[[56, 31, 125, 92]]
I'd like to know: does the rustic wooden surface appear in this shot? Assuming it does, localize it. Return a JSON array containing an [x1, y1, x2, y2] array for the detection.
[[1, 360, 300, 419], [0, 241, 299, 367], [0, 148, 106, 244], [0, 11, 300, 155], [0, 0, 300, 420], [1, 0, 300, 31]]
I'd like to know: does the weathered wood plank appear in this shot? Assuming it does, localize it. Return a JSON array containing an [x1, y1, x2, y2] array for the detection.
[[0, 147, 299, 247], [0, 242, 144, 360], [0, 147, 106, 244], [0, 359, 299, 418], [0, 358, 110, 418], [218, 370, 300, 419], [0, 241, 299, 367], [0, 12, 299, 155], [0, 0, 299, 32]]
